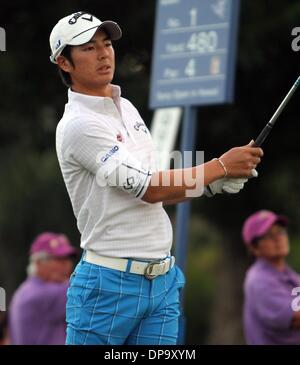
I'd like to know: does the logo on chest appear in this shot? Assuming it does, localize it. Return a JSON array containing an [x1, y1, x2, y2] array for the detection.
[[116, 133, 124, 142], [134, 121, 148, 134]]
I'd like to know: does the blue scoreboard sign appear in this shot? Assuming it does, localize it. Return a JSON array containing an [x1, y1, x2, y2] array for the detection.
[[150, 0, 240, 108]]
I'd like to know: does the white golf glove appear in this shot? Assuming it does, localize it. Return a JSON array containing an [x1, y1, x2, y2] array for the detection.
[[205, 169, 258, 197]]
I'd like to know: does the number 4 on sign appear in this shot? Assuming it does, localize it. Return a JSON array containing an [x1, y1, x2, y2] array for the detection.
[[185, 59, 196, 77]]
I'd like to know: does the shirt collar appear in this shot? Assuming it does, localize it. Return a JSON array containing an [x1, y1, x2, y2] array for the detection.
[[67, 84, 121, 114], [28, 275, 46, 285], [256, 258, 299, 284]]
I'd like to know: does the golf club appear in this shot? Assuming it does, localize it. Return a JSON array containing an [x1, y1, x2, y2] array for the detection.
[[253, 76, 300, 147]]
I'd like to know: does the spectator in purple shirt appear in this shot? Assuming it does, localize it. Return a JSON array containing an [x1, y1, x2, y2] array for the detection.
[[242, 210, 300, 345], [9, 232, 78, 345]]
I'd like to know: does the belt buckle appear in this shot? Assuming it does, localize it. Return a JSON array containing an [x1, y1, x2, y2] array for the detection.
[[144, 260, 161, 280]]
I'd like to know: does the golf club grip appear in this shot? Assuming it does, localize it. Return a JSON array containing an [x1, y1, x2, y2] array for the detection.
[[253, 123, 273, 147]]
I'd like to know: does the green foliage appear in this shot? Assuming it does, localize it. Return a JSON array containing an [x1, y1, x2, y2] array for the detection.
[[287, 236, 300, 272], [185, 246, 219, 344], [182, 217, 221, 343], [0, 148, 79, 296]]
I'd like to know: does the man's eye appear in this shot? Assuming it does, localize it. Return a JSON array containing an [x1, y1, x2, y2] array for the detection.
[[84, 46, 94, 51], [105, 42, 112, 47]]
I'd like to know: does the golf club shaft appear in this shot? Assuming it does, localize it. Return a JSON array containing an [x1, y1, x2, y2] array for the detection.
[[253, 76, 300, 147]]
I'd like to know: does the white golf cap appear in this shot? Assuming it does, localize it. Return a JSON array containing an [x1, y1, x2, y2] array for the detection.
[[49, 11, 122, 64]]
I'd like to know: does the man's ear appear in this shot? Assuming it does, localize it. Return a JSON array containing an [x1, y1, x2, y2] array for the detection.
[[56, 55, 73, 73], [249, 244, 260, 257]]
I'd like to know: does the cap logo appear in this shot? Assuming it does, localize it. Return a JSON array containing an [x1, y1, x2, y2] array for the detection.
[[55, 39, 61, 50], [50, 239, 59, 248], [258, 210, 270, 220], [68, 12, 93, 25], [59, 235, 69, 246]]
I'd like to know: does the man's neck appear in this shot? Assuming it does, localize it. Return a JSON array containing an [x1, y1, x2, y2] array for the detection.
[[71, 83, 113, 98], [264, 257, 286, 272]]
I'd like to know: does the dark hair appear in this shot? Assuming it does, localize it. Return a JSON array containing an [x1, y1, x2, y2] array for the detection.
[[250, 238, 260, 248], [57, 46, 74, 87]]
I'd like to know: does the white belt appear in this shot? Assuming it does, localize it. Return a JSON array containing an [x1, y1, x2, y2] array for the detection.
[[84, 250, 175, 280]]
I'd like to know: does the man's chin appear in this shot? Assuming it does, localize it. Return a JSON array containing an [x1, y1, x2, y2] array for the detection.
[[97, 78, 114, 86], [52, 277, 68, 283], [270, 252, 289, 260]]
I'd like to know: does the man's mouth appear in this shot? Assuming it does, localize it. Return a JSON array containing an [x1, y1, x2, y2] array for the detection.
[[97, 65, 111, 72]]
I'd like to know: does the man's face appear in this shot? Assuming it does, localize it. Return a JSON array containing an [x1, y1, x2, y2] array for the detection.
[[58, 29, 115, 92], [251, 224, 289, 260], [36, 256, 74, 283]]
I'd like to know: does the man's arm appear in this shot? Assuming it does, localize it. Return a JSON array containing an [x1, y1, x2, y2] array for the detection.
[[143, 159, 222, 204], [163, 197, 192, 206], [65, 120, 262, 203], [142, 145, 263, 204]]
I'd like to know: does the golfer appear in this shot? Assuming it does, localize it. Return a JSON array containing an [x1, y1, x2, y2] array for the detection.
[[49, 11, 263, 345]]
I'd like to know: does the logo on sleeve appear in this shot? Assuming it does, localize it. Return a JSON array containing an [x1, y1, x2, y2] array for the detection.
[[123, 177, 135, 190], [101, 146, 119, 163]]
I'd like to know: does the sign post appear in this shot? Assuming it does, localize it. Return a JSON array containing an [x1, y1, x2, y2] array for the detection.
[[151, 108, 182, 170], [150, 0, 240, 344], [175, 106, 197, 344]]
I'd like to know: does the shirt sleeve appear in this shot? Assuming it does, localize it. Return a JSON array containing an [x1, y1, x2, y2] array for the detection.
[[63, 118, 152, 199], [42, 282, 69, 323], [253, 282, 295, 330], [8, 282, 69, 344]]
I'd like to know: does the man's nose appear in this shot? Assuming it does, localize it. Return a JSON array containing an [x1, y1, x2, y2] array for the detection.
[[97, 46, 109, 59]]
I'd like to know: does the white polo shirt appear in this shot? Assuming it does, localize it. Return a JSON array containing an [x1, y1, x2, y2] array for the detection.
[[56, 85, 173, 259]]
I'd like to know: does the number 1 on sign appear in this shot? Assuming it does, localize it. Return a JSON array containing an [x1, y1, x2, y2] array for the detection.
[[190, 8, 197, 26]]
